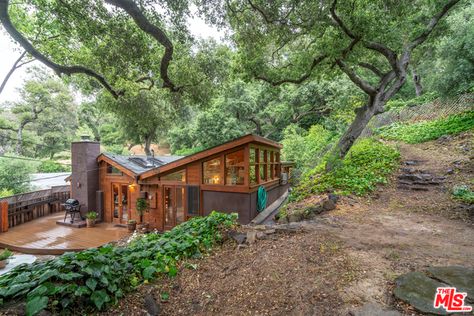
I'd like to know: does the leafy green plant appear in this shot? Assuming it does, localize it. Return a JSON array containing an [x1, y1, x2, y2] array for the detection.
[[291, 138, 400, 200], [0, 249, 13, 261], [85, 212, 97, 220], [37, 160, 71, 173], [135, 198, 149, 223], [0, 212, 237, 315], [127, 219, 136, 224], [378, 111, 474, 144], [452, 185, 474, 204]]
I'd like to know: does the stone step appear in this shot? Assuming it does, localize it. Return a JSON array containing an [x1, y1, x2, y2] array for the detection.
[[397, 185, 430, 191]]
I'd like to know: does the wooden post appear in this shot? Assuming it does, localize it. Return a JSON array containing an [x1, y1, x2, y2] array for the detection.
[[0, 201, 8, 233]]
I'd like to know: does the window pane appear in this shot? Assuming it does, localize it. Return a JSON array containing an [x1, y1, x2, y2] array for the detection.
[[250, 165, 257, 185], [276, 152, 280, 163], [270, 151, 274, 163], [161, 169, 185, 182], [164, 187, 173, 225], [259, 149, 264, 163], [107, 165, 121, 174], [186, 185, 200, 215], [203, 158, 222, 184], [267, 164, 271, 180], [176, 187, 185, 224], [249, 147, 256, 164], [259, 164, 265, 182], [225, 150, 245, 185]]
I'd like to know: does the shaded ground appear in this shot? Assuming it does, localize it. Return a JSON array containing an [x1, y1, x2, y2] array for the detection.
[[105, 132, 474, 315]]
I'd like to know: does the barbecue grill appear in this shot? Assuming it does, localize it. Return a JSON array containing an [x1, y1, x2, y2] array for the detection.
[[63, 198, 82, 223]]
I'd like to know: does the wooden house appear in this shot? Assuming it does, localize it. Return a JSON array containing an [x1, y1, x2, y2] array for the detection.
[[70, 134, 291, 230]]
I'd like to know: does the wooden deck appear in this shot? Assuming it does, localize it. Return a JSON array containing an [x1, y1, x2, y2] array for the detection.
[[0, 213, 129, 255]]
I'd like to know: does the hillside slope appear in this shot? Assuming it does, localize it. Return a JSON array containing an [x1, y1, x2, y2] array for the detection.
[[104, 132, 473, 316]]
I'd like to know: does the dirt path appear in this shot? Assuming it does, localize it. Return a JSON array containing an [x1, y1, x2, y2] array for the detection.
[[106, 133, 473, 316]]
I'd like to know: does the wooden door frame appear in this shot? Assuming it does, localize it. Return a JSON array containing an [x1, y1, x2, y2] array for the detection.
[[162, 185, 186, 230], [111, 183, 130, 224]]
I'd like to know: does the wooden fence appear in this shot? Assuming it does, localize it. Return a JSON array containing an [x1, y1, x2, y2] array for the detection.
[[0, 185, 70, 232]]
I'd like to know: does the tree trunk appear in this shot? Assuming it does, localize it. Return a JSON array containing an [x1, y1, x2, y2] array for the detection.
[[412, 67, 423, 96], [144, 135, 152, 156], [326, 98, 382, 170]]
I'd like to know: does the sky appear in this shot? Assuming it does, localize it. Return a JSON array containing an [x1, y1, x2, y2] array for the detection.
[[0, 8, 224, 103]]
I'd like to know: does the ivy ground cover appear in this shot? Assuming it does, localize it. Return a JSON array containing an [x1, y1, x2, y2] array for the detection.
[[0, 211, 237, 315]]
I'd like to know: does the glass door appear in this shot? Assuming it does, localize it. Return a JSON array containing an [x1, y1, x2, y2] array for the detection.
[[112, 183, 129, 224], [163, 185, 185, 230]]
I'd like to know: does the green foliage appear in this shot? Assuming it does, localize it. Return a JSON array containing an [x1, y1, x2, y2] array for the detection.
[[173, 146, 205, 156], [385, 92, 438, 111], [452, 185, 474, 204], [0, 189, 14, 198], [85, 212, 97, 220], [135, 198, 149, 217], [292, 138, 400, 199], [0, 159, 33, 195], [0, 212, 237, 315], [378, 111, 474, 144], [281, 124, 337, 170], [0, 249, 13, 261], [37, 160, 70, 173]]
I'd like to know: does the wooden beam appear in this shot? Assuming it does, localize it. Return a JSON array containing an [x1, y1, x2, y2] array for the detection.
[[1, 201, 8, 232]]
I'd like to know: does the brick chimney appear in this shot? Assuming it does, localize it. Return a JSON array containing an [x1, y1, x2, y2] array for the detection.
[[71, 139, 100, 215]]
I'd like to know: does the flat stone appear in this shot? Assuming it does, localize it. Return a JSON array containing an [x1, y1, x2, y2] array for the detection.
[[398, 174, 423, 181], [143, 293, 161, 316], [288, 213, 302, 223], [228, 231, 246, 244], [394, 271, 448, 315], [426, 266, 474, 303], [246, 231, 257, 244], [256, 232, 266, 239], [351, 303, 400, 316], [264, 229, 276, 235], [322, 199, 336, 211], [237, 244, 248, 250]]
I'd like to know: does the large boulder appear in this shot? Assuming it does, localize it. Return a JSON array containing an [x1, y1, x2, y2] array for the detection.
[[394, 267, 474, 315], [394, 272, 448, 315]]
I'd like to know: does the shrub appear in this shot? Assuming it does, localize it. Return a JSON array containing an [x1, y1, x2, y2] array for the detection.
[[378, 111, 474, 144], [173, 146, 205, 156], [0, 249, 13, 261], [37, 160, 71, 173], [292, 138, 400, 200], [0, 212, 237, 315], [452, 185, 474, 204], [0, 159, 33, 194]]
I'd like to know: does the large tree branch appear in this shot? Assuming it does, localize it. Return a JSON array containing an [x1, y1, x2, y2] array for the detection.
[[330, 0, 356, 39], [0, 0, 121, 99], [255, 55, 326, 86], [0, 50, 26, 96], [407, 0, 461, 51], [336, 59, 376, 96], [105, 0, 180, 92], [358, 62, 383, 78]]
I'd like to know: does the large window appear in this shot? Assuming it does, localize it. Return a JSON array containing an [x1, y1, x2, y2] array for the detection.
[[203, 158, 222, 184], [249, 146, 281, 185], [161, 169, 185, 182], [225, 149, 245, 185]]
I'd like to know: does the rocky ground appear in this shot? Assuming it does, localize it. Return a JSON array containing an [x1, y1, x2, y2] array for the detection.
[[105, 132, 474, 316]]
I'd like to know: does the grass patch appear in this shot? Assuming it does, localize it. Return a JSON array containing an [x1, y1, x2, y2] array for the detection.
[[292, 138, 400, 200], [378, 111, 474, 144], [452, 185, 474, 204], [0, 212, 237, 315]]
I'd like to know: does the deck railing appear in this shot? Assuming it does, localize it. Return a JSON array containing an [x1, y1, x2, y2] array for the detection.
[[0, 185, 70, 232]]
